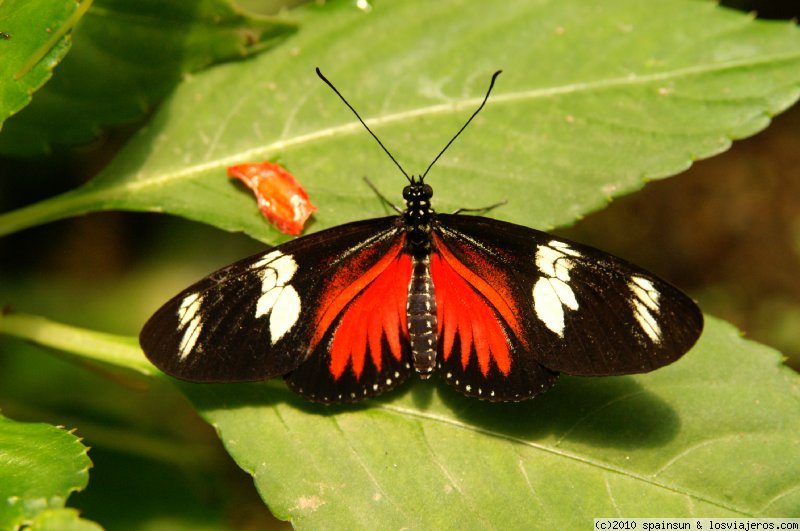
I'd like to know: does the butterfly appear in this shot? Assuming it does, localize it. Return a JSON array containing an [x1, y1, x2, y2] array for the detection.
[[139, 69, 703, 403]]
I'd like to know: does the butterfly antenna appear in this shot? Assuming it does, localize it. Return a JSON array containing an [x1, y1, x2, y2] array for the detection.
[[421, 70, 502, 181], [316, 68, 411, 183]]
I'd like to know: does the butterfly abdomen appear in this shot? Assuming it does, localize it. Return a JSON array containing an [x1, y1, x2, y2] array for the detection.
[[407, 255, 438, 378]]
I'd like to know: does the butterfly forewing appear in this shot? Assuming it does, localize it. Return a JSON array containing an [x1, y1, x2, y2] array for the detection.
[[434, 214, 703, 378], [139, 217, 401, 383]]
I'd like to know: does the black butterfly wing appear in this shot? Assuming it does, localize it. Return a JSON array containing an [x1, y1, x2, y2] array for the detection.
[[433, 214, 703, 383], [139, 217, 402, 383], [284, 326, 415, 404]]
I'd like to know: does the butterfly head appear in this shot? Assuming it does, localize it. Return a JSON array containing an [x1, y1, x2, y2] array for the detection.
[[402, 178, 433, 203]]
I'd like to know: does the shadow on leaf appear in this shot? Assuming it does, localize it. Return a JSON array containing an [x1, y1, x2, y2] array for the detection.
[[181, 369, 678, 451], [433, 374, 680, 449]]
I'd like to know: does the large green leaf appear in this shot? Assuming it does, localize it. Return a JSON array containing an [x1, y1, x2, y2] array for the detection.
[[1, 313, 798, 526], [1, 0, 799, 239], [0, 0, 89, 130], [0, 410, 93, 529], [0, 0, 296, 156]]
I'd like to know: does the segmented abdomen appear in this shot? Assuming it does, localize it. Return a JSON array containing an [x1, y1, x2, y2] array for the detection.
[[407, 255, 438, 377]]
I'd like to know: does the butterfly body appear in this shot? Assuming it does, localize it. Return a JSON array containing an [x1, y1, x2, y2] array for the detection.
[[401, 179, 439, 377], [139, 69, 703, 404], [140, 184, 702, 403]]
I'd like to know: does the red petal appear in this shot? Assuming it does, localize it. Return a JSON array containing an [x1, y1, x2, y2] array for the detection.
[[227, 162, 317, 236]]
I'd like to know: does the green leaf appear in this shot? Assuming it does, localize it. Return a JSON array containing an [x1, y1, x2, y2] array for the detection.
[[2, 312, 798, 525], [0, 313, 157, 378], [1, 0, 799, 240], [28, 508, 101, 531], [0, 0, 89, 130], [0, 411, 92, 529], [0, 0, 296, 156]]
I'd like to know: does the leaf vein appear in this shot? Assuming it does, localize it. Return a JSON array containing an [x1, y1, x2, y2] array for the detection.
[[758, 483, 800, 513], [93, 52, 800, 198], [553, 389, 649, 447], [329, 415, 413, 523], [653, 433, 746, 477], [416, 422, 495, 529], [604, 475, 623, 517], [376, 403, 752, 516]]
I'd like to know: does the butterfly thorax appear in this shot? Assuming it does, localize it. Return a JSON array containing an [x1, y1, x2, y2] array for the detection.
[[402, 180, 434, 257]]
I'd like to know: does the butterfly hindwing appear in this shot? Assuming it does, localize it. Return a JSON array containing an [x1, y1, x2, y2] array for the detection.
[[285, 244, 416, 402], [284, 323, 414, 403], [139, 217, 401, 382], [434, 214, 703, 379]]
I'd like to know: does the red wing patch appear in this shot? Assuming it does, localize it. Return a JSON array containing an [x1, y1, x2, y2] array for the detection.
[[329, 253, 412, 379], [431, 235, 525, 377], [282, 231, 414, 404], [311, 237, 412, 381]]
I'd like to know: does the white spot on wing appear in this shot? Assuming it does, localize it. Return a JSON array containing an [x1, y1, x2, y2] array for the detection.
[[549, 240, 582, 257], [629, 275, 662, 342], [535, 246, 562, 278], [255, 288, 281, 318], [554, 260, 573, 282], [177, 293, 204, 360], [630, 275, 660, 311], [632, 275, 655, 292], [251, 250, 282, 270], [633, 300, 661, 342], [253, 251, 302, 344], [269, 286, 301, 342], [533, 278, 565, 336], [270, 254, 298, 284], [260, 268, 278, 293], [549, 278, 578, 310], [533, 242, 581, 336], [178, 320, 202, 360], [178, 293, 201, 327]]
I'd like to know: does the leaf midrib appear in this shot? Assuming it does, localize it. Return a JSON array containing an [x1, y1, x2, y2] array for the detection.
[[375, 403, 752, 517], [94, 51, 799, 199]]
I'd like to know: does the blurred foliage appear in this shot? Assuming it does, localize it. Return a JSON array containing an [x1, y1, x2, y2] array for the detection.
[[0, 0, 295, 156], [0, 0, 81, 130], [0, 224, 281, 528], [721, 0, 800, 20]]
